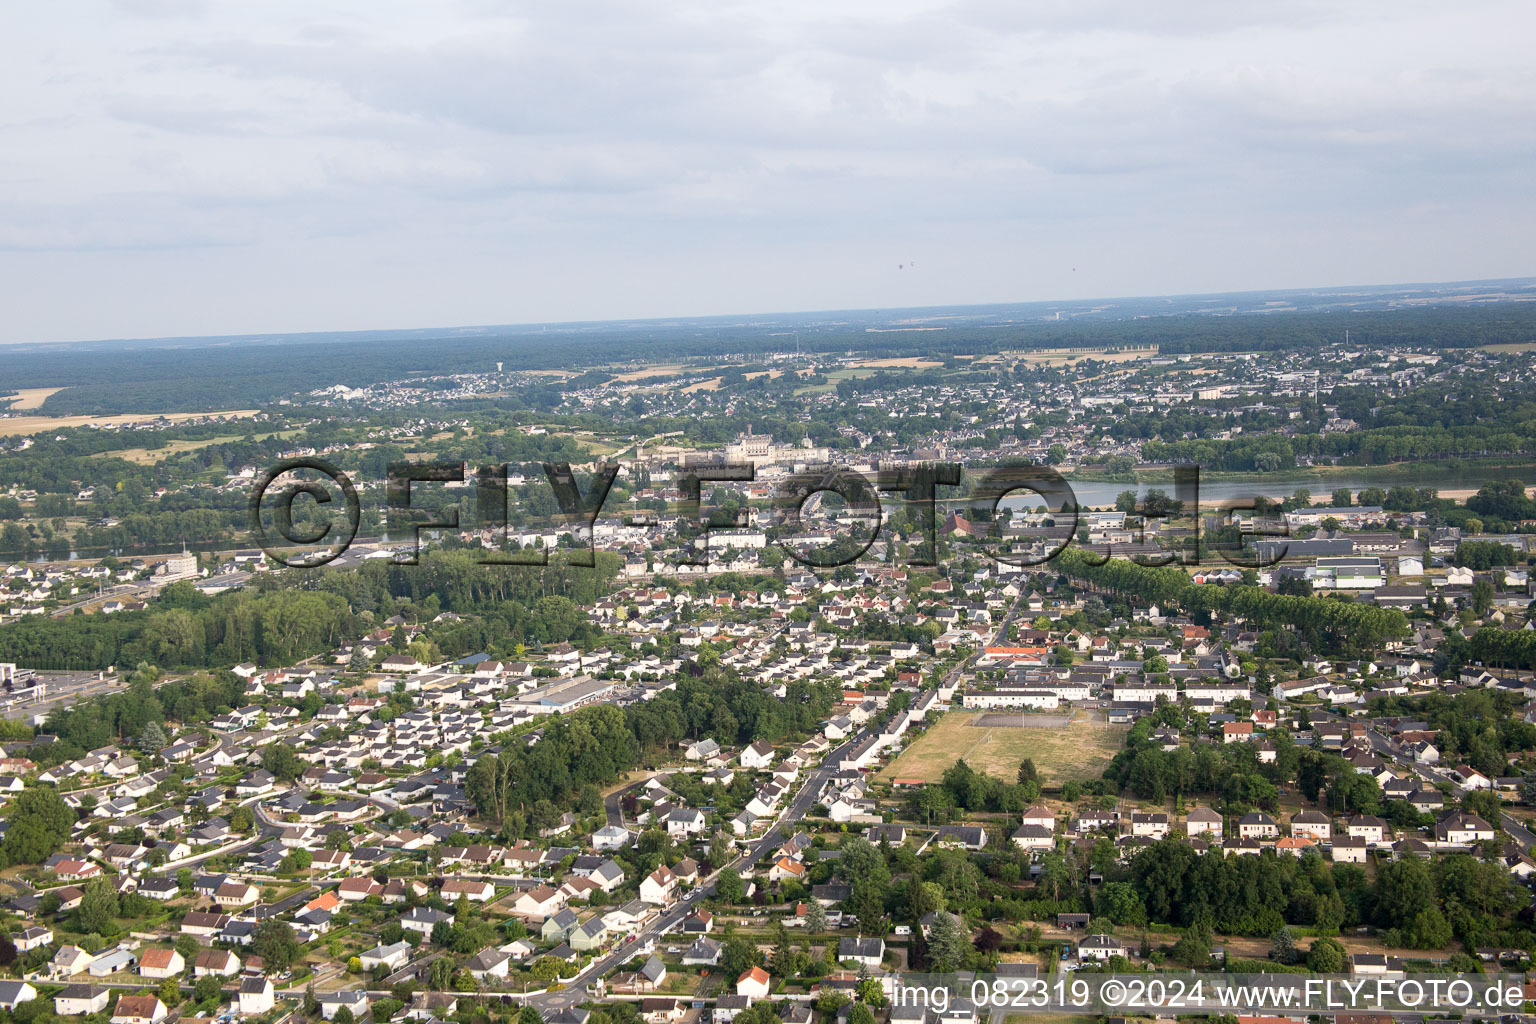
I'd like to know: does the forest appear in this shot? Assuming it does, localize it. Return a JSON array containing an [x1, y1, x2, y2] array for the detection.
[[464, 671, 841, 837], [1048, 548, 1411, 656], [7, 301, 1536, 415], [0, 550, 620, 670]]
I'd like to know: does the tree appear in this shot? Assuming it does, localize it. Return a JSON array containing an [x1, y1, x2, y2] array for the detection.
[[252, 920, 301, 973], [1269, 927, 1298, 965], [1171, 921, 1212, 967], [708, 831, 733, 871], [722, 935, 763, 978], [1094, 881, 1145, 926], [769, 922, 798, 978], [928, 911, 968, 971], [906, 880, 943, 922], [1, 786, 74, 865], [139, 720, 168, 752], [1306, 937, 1345, 973], [529, 956, 562, 982], [849, 879, 885, 929], [804, 899, 829, 933], [1375, 857, 1434, 929], [1471, 579, 1494, 616], [715, 867, 745, 904], [429, 955, 454, 991], [519, 1007, 545, 1024], [1446, 952, 1480, 974], [261, 742, 304, 783], [76, 876, 120, 935], [847, 1005, 877, 1024], [158, 977, 182, 1008], [1403, 907, 1453, 949], [1016, 759, 1038, 786], [973, 928, 1004, 956], [347, 956, 363, 974], [1331, 488, 1352, 508], [194, 975, 223, 1004]]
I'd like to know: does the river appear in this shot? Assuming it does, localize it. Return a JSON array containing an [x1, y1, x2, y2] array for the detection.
[[1002, 465, 1535, 511]]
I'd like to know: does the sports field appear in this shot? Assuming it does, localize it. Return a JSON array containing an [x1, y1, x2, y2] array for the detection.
[[880, 710, 1127, 786]]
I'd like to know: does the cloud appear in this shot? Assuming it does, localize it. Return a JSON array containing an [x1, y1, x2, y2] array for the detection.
[[0, 0, 1533, 342]]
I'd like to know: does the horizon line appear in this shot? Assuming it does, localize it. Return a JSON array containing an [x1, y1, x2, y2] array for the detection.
[[4, 272, 1535, 352]]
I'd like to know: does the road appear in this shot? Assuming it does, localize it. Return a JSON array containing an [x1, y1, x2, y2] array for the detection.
[[1367, 721, 1536, 848], [519, 736, 855, 1014], [44, 569, 250, 619], [602, 772, 662, 828]]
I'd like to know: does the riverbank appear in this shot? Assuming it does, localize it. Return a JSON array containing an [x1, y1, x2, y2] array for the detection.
[[1066, 457, 1536, 485]]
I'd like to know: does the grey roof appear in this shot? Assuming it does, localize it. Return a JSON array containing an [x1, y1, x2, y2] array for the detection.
[[838, 936, 884, 958]]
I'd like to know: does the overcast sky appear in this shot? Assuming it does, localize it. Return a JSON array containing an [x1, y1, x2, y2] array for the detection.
[[3, 1, 1534, 345]]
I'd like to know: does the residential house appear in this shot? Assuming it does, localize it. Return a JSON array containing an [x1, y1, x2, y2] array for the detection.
[[137, 949, 185, 979], [1237, 811, 1278, 839], [0, 983, 38, 1012], [736, 966, 771, 999], [1077, 934, 1126, 962], [54, 985, 111, 1017], [238, 977, 275, 1016], [319, 991, 371, 1021], [110, 995, 167, 1024], [640, 866, 677, 906]]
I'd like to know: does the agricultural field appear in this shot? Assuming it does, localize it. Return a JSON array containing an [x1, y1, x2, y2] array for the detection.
[[1011, 345, 1158, 366], [1, 387, 64, 410], [100, 428, 305, 465], [880, 710, 1127, 786], [847, 357, 944, 369], [0, 408, 259, 438]]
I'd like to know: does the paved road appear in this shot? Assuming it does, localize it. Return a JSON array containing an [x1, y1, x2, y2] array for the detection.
[[521, 737, 854, 1013], [602, 773, 660, 829], [44, 569, 249, 619], [1369, 721, 1536, 848]]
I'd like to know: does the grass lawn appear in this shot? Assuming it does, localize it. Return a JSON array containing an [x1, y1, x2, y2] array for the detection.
[[879, 711, 1127, 786]]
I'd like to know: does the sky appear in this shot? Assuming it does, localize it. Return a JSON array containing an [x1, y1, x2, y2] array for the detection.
[[2, 0, 1534, 345]]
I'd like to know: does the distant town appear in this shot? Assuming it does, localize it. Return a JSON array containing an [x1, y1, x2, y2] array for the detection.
[[2, 304, 1536, 1024]]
